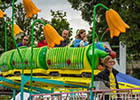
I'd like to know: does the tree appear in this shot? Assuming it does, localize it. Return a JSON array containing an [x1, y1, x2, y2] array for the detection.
[[0, 1, 15, 52], [0, 15, 11, 52], [67, 0, 140, 60], [0, 0, 17, 9], [0, 2, 45, 52], [50, 10, 73, 41], [14, 3, 40, 44], [14, 4, 73, 44], [0, 2, 73, 54]]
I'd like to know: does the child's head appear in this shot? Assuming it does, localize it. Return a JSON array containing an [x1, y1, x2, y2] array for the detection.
[[76, 29, 86, 40]]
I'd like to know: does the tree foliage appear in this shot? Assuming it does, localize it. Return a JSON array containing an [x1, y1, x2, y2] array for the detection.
[[50, 10, 73, 41], [0, 0, 17, 9], [0, 0, 15, 52], [68, 0, 140, 60], [0, 2, 73, 55], [14, 3, 39, 44]]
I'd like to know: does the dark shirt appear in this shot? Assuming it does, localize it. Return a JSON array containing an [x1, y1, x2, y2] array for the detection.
[[18, 43, 23, 47], [55, 40, 69, 47], [95, 68, 119, 89], [18, 43, 29, 47], [95, 68, 120, 100]]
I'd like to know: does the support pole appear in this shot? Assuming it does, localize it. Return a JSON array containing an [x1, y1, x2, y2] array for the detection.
[[119, 41, 126, 74], [90, 3, 109, 100], [11, 0, 25, 100], [13, 89, 16, 100], [30, 19, 46, 99]]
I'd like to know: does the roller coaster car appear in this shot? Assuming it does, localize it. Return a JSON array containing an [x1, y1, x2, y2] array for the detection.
[[0, 42, 116, 77]]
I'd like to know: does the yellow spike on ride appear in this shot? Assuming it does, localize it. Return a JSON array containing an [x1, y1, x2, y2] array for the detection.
[[46, 24, 64, 44], [43, 24, 64, 49], [108, 9, 130, 32], [13, 24, 23, 37], [43, 25, 60, 45], [43, 26, 55, 49], [106, 11, 121, 38], [23, 0, 40, 18], [0, 9, 6, 18], [106, 9, 130, 38]]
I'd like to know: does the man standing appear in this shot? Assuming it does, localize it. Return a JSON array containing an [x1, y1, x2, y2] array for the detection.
[[55, 30, 69, 47], [18, 36, 29, 47]]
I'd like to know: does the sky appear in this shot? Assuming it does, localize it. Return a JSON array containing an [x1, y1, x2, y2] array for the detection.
[[6, 0, 90, 37]]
